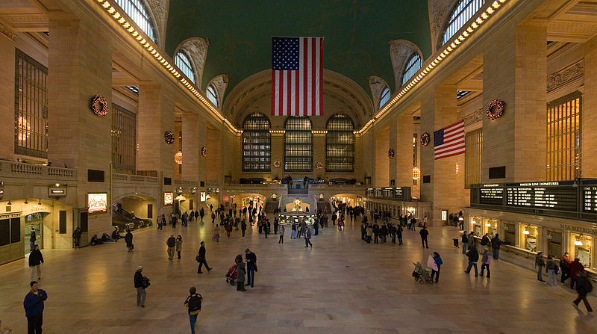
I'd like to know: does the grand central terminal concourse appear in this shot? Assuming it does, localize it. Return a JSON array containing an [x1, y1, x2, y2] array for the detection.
[[1, 0, 597, 333]]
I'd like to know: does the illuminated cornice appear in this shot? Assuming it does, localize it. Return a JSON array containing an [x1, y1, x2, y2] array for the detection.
[[94, 0, 241, 134], [356, 0, 509, 135]]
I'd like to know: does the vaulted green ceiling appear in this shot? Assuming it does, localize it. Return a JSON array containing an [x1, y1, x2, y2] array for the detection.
[[165, 0, 431, 101]]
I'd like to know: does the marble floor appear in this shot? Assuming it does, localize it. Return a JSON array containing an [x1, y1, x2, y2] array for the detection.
[[0, 216, 595, 333]]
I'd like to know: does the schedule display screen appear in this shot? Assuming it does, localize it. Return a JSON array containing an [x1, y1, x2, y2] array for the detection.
[[479, 185, 504, 205], [583, 186, 597, 213], [505, 182, 577, 211]]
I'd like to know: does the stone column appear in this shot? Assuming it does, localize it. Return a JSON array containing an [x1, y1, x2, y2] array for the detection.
[[483, 22, 547, 182], [181, 113, 206, 182], [206, 127, 221, 184], [374, 126, 390, 187], [395, 114, 414, 188], [0, 27, 15, 161], [582, 35, 597, 177]]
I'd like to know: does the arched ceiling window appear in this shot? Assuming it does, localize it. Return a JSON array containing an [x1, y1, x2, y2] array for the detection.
[[242, 113, 271, 172], [175, 50, 196, 85], [401, 52, 422, 87], [206, 84, 218, 107], [326, 114, 354, 172], [285, 117, 312, 172], [441, 0, 486, 46], [114, 0, 158, 43], [378, 87, 390, 109]]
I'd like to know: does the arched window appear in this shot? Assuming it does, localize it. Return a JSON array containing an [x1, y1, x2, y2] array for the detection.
[[114, 0, 158, 43], [285, 117, 312, 172], [175, 50, 196, 84], [379, 87, 390, 109], [242, 113, 271, 172], [326, 114, 354, 172], [206, 84, 218, 107], [441, 0, 486, 46], [401, 52, 422, 87]]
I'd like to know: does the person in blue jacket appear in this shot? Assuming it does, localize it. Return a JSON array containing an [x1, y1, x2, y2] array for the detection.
[[23, 280, 47, 334], [431, 252, 443, 283]]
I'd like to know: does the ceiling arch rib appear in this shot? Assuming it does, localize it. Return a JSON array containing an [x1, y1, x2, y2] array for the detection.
[[389, 39, 424, 90]]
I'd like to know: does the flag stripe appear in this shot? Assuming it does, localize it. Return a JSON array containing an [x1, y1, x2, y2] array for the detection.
[[271, 37, 324, 116], [434, 120, 465, 160]]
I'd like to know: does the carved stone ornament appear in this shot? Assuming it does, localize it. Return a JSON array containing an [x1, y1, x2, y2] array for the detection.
[[547, 60, 584, 93], [209, 74, 228, 108], [146, 0, 169, 47], [389, 40, 421, 89], [179, 38, 209, 86], [428, 0, 453, 53], [368, 76, 388, 110], [463, 108, 483, 127], [0, 21, 16, 41]]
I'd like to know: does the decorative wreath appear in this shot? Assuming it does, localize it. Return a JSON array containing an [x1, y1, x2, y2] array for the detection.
[[388, 149, 395, 159], [164, 131, 175, 144], [420, 133, 431, 146], [316, 161, 323, 169], [273, 160, 281, 168], [201, 146, 208, 157], [486, 99, 505, 121], [90, 95, 108, 116]]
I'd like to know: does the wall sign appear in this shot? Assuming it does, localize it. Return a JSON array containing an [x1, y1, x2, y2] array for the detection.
[[88, 193, 108, 213], [164, 192, 174, 205]]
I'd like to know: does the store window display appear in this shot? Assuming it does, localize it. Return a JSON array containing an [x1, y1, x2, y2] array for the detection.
[[572, 234, 592, 268], [484, 219, 498, 237], [522, 225, 538, 252]]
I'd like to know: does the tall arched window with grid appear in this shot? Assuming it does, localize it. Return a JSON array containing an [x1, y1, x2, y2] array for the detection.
[[175, 50, 196, 85], [114, 0, 158, 43], [401, 52, 422, 87], [326, 114, 354, 172], [379, 87, 390, 109], [206, 84, 218, 107], [242, 113, 271, 172], [285, 117, 312, 172], [441, 0, 486, 46]]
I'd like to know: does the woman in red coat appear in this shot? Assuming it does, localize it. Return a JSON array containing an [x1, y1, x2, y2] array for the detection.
[[569, 258, 584, 290]]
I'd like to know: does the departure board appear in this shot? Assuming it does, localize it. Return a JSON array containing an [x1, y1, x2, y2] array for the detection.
[[583, 186, 597, 213], [505, 182, 577, 211], [479, 186, 504, 205]]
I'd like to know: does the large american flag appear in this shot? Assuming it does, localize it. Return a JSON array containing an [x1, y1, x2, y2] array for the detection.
[[271, 37, 324, 116], [434, 120, 465, 160]]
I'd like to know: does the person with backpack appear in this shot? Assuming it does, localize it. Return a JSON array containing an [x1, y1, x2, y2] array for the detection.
[[573, 269, 593, 312], [546, 255, 559, 286], [166, 235, 176, 260], [134, 266, 148, 308], [464, 246, 479, 277], [184, 287, 203, 334], [560, 252, 571, 284], [535, 252, 545, 282], [196, 241, 212, 274]]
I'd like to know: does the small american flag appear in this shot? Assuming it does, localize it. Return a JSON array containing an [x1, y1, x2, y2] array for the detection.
[[434, 120, 465, 160], [271, 37, 324, 116]]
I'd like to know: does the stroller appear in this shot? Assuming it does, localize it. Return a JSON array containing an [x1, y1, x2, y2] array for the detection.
[[412, 262, 433, 284], [225, 264, 237, 285]]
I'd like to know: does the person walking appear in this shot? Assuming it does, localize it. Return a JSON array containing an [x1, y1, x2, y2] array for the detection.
[[196, 241, 212, 274], [560, 252, 571, 284], [291, 222, 297, 239], [464, 246, 479, 277], [461, 232, 469, 254], [200, 207, 205, 221], [125, 229, 134, 252], [366, 224, 373, 243], [535, 252, 545, 282], [23, 281, 47, 334], [480, 249, 492, 278], [166, 235, 176, 260], [176, 235, 183, 260], [241, 219, 247, 238], [28, 245, 44, 281], [235, 255, 247, 292], [304, 225, 313, 248], [245, 249, 257, 288], [569, 258, 584, 289], [419, 226, 429, 248], [430, 252, 443, 283], [73, 227, 82, 249], [134, 266, 148, 308], [184, 287, 203, 334], [213, 224, 221, 242], [491, 234, 502, 261], [573, 269, 593, 312], [546, 255, 559, 286], [279, 226, 285, 244], [397, 224, 403, 245], [29, 228, 36, 252]]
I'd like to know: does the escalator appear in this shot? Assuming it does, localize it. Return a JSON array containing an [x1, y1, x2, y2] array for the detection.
[[112, 205, 152, 232]]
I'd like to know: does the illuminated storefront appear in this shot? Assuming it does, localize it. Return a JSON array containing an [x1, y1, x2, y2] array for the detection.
[[522, 224, 539, 252], [572, 234, 592, 268]]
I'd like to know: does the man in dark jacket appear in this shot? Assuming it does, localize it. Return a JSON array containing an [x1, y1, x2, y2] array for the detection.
[[419, 227, 429, 248], [134, 266, 146, 307], [125, 230, 133, 252], [29, 245, 44, 281], [569, 258, 585, 289], [461, 232, 469, 254], [245, 248, 257, 287], [573, 269, 593, 312], [465, 246, 479, 277], [197, 241, 212, 274], [30, 228, 37, 252], [24, 280, 47, 334], [491, 234, 502, 260], [166, 234, 176, 260]]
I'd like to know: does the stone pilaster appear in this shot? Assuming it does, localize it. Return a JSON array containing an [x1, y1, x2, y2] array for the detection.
[[374, 126, 389, 187], [395, 114, 414, 188], [0, 32, 15, 161], [582, 35, 597, 178], [206, 127, 221, 184]]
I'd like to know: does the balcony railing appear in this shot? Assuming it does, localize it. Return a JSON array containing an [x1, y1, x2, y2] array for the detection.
[[0, 160, 77, 180]]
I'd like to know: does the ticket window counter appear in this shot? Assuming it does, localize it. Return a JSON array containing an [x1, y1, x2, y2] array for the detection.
[[546, 231, 563, 258], [522, 225, 539, 252], [484, 219, 498, 237], [25, 213, 46, 253], [503, 223, 517, 246], [471, 217, 482, 236], [572, 234, 592, 269]]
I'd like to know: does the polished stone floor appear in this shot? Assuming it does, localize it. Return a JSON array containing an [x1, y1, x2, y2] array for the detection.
[[0, 215, 595, 333]]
